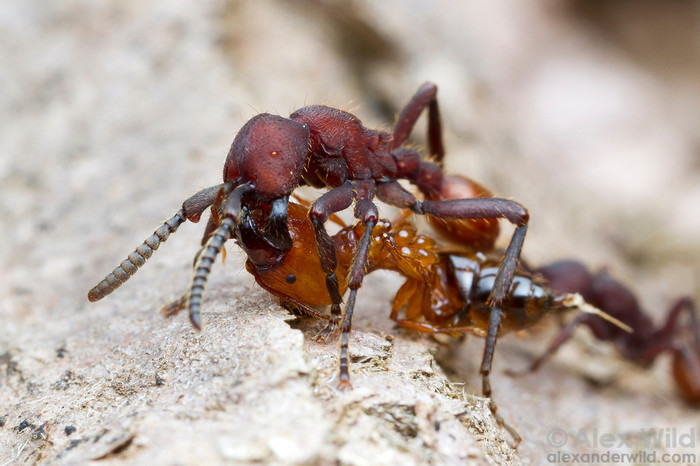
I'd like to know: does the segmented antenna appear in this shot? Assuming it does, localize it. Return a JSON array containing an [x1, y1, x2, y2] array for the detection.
[[87, 211, 186, 302], [187, 217, 235, 330]]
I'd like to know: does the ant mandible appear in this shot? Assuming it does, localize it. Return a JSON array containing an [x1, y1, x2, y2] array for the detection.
[[88, 83, 529, 389]]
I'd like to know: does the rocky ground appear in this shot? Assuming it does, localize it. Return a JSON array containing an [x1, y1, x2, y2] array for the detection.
[[2, 1, 699, 464]]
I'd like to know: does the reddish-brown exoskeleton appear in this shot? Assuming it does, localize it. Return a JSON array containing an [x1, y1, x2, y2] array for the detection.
[[88, 83, 529, 390], [527, 260, 700, 404]]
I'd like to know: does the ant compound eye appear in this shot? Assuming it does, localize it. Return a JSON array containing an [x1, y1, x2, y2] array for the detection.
[[286, 273, 296, 284]]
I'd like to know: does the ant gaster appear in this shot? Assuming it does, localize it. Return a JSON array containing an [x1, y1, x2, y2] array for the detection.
[[88, 83, 529, 391]]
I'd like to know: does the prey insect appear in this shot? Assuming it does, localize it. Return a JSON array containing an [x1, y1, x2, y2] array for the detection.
[[232, 183, 629, 447]]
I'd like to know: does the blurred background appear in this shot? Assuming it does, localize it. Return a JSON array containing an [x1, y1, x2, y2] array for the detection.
[[2, 0, 699, 463]]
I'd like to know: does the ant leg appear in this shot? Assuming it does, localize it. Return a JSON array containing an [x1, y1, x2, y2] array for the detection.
[[161, 295, 186, 317], [655, 297, 698, 350], [627, 298, 698, 367], [337, 198, 378, 389], [481, 306, 521, 447], [88, 183, 229, 302], [392, 82, 444, 163], [417, 198, 528, 308], [378, 181, 529, 309], [391, 279, 426, 322], [525, 314, 588, 372], [379, 181, 522, 443], [672, 345, 700, 403], [637, 340, 682, 366], [308, 181, 356, 340]]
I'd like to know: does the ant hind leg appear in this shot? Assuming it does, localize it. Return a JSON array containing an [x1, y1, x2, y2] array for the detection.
[[392, 82, 444, 163], [480, 306, 522, 447]]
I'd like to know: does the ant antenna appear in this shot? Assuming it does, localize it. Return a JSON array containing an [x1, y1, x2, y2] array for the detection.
[[559, 293, 633, 333], [186, 183, 252, 330], [88, 211, 186, 302], [186, 217, 235, 330]]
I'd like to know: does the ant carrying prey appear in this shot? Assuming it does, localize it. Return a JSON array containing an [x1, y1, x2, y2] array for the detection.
[[87, 83, 697, 448]]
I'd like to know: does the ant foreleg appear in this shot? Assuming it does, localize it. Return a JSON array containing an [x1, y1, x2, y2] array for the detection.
[[309, 181, 355, 341], [672, 345, 700, 403], [392, 82, 444, 163], [337, 199, 378, 389], [88, 183, 228, 302]]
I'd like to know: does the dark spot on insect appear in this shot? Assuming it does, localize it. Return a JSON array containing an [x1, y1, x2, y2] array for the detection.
[[434, 420, 441, 431], [155, 373, 165, 386], [56, 346, 67, 358], [0, 416, 6, 427], [65, 425, 77, 436], [286, 273, 296, 284]]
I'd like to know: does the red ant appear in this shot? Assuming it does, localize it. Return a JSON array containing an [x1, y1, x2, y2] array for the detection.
[[88, 83, 529, 391], [525, 260, 700, 404]]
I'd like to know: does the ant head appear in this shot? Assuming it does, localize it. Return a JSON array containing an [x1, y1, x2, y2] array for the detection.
[[224, 113, 310, 201]]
